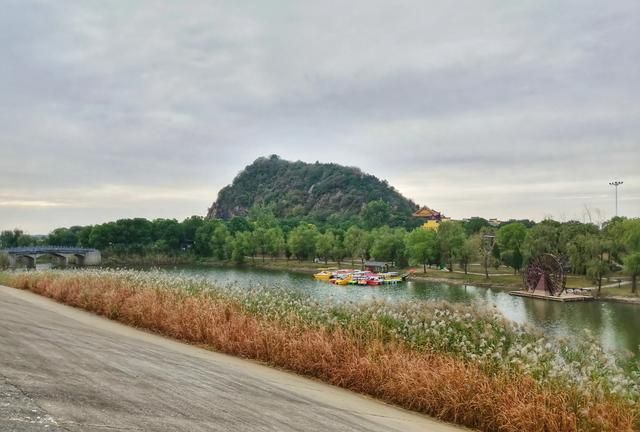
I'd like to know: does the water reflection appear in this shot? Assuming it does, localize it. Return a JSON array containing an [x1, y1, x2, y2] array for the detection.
[[171, 266, 639, 356]]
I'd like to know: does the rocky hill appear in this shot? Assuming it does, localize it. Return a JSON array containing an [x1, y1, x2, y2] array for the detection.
[[207, 155, 418, 222]]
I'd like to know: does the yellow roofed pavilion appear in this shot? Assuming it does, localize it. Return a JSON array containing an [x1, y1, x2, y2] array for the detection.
[[413, 206, 448, 231]]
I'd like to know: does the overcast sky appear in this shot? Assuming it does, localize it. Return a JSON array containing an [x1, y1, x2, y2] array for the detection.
[[1, 0, 639, 234]]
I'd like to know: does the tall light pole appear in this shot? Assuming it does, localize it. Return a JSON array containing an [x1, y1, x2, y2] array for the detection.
[[609, 181, 623, 217]]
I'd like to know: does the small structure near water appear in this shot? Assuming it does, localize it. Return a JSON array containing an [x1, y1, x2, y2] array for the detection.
[[363, 261, 393, 272], [509, 253, 593, 302]]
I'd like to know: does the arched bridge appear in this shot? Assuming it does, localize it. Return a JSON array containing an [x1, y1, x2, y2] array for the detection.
[[4, 246, 101, 269]]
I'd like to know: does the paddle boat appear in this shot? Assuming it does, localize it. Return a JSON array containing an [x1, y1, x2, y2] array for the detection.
[[313, 270, 333, 280]]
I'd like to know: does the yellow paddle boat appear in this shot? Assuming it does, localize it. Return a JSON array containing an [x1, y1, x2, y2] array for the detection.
[[313, 270, 333, 280]]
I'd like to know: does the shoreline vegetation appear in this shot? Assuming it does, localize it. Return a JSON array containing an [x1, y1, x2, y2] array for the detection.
[[102, 254, 639, 304], [4, 211, 639, 303], [1, 269, 638, 432]]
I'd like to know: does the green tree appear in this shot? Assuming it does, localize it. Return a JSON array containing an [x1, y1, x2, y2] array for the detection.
[[48, 227, 81, 246], [371, 227, 406, 265], [496, 222, 527, 252], [181, 216, 205, 246], [437, 221, 466, 272], [332, 236, 347, 267], [623, 219, 640, 253], [585, 236, 610, 296], [558, 221, 598, 256], [566, 233, 599, 275], [316, 232, 335, 264], [624, 252, 640, 294], [464, 217, 490, 236], [210, 224, 230, 260], [229, 231, 254, 264], [478, 227, 497, 278], [288, 224, 319, 261], [496, 222, 527, 273], [88, 223, 116, 250], [587, 257, 609, 296], [344, 226, 365, 266], [522, 221, 560, 260], [252, 227, 269, 262], [491, 242, 501, 270], [151, 219, 183, 252], [78, 226, 93, 247], [1, 229, 23, 248], [458, 235, 480, 274], [227, 216, 252, 234], [500, 248, 523, 274], [194, 220, 221, 256], [405, 228, 438, 272], [249, 205, 279, 229], [265, 227, 285, 259]]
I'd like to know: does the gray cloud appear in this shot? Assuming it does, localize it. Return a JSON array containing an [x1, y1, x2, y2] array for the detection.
[[1, 0, 639, 233]]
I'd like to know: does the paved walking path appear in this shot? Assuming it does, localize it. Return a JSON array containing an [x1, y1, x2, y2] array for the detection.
[[0, 285, 464, 432]]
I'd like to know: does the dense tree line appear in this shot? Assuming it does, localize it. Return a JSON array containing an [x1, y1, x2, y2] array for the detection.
[[3, 212, 640, 293]]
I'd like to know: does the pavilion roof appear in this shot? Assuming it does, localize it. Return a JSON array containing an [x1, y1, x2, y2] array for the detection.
[[412, 206, 441, 218]]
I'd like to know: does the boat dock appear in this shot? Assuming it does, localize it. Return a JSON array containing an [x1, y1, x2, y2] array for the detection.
[[509, 290, 594, 302]]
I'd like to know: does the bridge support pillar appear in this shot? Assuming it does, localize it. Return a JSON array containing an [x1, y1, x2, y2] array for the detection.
[[8, 254, 17, 269], [81, 250, 102, 266], [52, 254, 69, 268], [24, 255, 36, 270]]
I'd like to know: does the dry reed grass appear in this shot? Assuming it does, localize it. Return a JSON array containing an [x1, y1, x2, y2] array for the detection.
[[4, 272, 638, 432]]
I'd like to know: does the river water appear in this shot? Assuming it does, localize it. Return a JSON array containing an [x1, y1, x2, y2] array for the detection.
[[169, 266, 640, 357]]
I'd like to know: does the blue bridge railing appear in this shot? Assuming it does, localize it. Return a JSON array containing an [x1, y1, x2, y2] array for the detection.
[[3, 246, 99, 255]]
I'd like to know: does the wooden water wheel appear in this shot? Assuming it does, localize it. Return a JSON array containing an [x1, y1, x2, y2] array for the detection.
[[522, 254, 566, 297]]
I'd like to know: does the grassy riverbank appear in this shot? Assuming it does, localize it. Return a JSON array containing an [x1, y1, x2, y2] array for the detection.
[[1, 269, 638, 432]]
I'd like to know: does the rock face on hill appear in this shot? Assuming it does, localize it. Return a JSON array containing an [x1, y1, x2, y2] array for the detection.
[[207, 155, 418, 222]]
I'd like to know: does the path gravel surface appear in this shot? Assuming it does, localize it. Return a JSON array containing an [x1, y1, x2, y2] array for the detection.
[[0, 285, 465, 432]]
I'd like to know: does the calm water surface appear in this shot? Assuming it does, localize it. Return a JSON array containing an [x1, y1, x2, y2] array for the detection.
[[169, 266, 639, 356]]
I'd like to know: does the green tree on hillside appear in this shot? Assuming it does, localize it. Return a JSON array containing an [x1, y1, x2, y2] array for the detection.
[[227, 216, 252, 234], [361, 200, 391, 230]]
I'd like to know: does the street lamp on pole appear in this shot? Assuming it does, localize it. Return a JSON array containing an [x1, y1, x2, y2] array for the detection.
[[609, 181, 623, 217]]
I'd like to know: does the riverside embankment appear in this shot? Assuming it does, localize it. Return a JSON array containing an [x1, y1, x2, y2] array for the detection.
[[0, 284, 464, 432], [1, 269, 638, 431]]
